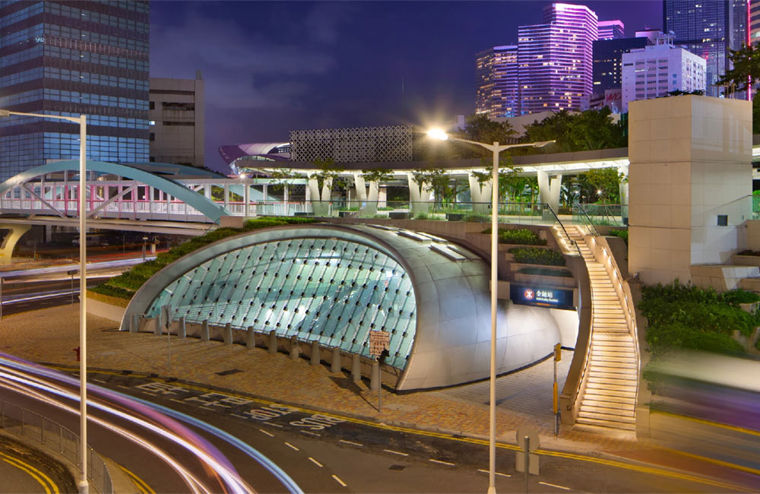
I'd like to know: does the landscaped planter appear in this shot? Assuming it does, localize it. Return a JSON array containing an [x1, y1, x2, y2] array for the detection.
[[389, 212, 410, 219], [446, 213, 465, 221]]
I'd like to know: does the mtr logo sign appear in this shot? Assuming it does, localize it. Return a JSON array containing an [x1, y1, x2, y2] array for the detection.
[[510, 284, 574, 310]]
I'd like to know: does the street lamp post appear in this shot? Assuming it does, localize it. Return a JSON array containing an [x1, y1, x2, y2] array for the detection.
[[427, 129, 553, 494], [0, 108, 89, 494]]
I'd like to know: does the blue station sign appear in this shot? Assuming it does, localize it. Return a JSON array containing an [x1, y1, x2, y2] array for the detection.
[[510, 284, 575, 310]]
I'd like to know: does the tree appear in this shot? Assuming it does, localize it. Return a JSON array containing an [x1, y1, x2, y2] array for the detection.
[[583, 168, 623, 203], [522, 108, 626, 153], [718, 44, 760, 94], [461, 113, 516, 145]]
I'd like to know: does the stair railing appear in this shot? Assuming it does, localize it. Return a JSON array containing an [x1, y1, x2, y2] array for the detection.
[[545, 204, 583, 257], [573, 203, 600, 237]]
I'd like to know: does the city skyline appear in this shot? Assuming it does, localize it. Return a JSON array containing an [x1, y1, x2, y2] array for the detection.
[[151, 1, 662, 172]]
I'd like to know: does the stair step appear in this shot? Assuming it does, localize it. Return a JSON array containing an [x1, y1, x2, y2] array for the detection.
[[587, 376, 637, 387], [583, 387, 637, 399], [580, 404, 635, 417], [576, 416, 636, 431], [578, 408, 636, 423], [588, 369, 638, 378], [582, 392, 636, 406]]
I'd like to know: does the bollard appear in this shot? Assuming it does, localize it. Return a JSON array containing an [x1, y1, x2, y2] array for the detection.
[[351, 354, 361, 384], [289, 336, 300, 360], [162, 305, 171, 331], [370, 359, 380, 392], [178, 317, 186, 339], [246, 326, 255, 348], [311, 341, 320, 366], [153, 316, 161, 336], [331, 347, 341, 373], [224, 323, 232, 345], [201, 320, 209, 342], [268, 330, 277, 354]]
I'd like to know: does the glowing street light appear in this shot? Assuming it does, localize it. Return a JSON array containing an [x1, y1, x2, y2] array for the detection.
[[0, 108, 90, 494], [427, 127, 553, 494]]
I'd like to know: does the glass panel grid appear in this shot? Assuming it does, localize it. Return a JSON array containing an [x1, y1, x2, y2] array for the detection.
[[147, 237, 417, 369]]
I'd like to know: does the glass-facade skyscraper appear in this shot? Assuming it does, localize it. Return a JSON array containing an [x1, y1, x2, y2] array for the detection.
[[475, 45, 519, 118], [664, 0, 748, 97], [0, 0, 150, 181], [517, 3, 598, 114]]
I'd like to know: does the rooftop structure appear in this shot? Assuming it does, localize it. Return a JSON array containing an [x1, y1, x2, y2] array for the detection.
[[621, 35, 706, 112], [597, 19, 625, 40], [289, 125, 413, 164], [593, 37, 649, 97], [0, 0, 150, 181]]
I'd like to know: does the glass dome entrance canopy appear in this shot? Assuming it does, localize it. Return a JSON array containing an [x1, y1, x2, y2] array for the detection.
[[145, 235, 416, 369], [122, 224, 498, 390]]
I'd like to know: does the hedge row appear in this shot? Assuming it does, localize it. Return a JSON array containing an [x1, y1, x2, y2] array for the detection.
[[91, 217, 318, 299], [509, 247, 565, 266], [640, 281, 760, 356], [481, 227, 547, 246]]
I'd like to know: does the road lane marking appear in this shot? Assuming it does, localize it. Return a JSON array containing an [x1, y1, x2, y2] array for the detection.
[[230, 413, 248, 420], [477, 469, 511, 478], [658, 447, 760, 477], [258, 428, 274, 438], [384, 449, 408, 457], [308, 457, 323, 468], [284, 442, 300, 451], [300, 430, 321, 437], [264, 422, 283, 428], [118, 464, 156, 494], [169, 399, 185, 404], [332, 474, 347, 487], [429, 458, 455, 466], [339, 439, 363, 447], [539, 481, 571, 491], [69, 368, 752, 492], [0, 453, 58, 494]]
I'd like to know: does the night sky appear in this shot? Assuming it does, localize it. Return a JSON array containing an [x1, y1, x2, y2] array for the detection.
[[150, 1, 662, 172]]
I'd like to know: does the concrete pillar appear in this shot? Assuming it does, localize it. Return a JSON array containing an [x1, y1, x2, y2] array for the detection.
[[537, 170, 562, 214], [351, 354, 362, 384], [307, 177, 333, 217], [224, 323, 232, 345], [178, 317, 186, 339], [246, 326, 255, 348], [370, 359, 380, 392], [289, 337, 300, 360], [268, 330, 277, 354], [628, 96, 752, 285], [407, 173, 432, 216], [468, 172, 492, 215], [311, 341, 320, 366], [331, 347, 342, 373], [201, 320, 209, 342], [153, 317, 161, 336], [130, 314, 139, 333], [223, 183, 229, 209]]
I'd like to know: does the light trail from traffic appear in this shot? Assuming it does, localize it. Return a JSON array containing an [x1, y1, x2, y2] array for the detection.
[[0, 354, 302, 494]]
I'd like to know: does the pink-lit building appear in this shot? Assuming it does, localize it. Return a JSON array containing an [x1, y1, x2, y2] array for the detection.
[[597, 19, 625, 40], [517, 3, 598, 114]]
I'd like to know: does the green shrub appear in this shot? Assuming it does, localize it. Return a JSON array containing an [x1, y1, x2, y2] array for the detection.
[[463, 214, 490, 223], [481, 227, 547, 245], [97, 217, 317, 300], [608, 228, 628, 245], [640, 281, 760, 356], [509, 247, 565, 266], [517, 267, 573, 277]]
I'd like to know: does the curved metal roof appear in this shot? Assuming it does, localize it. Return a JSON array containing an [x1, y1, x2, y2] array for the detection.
[[121, 224, 562, 390]]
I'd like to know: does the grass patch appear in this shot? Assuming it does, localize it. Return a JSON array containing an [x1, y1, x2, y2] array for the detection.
[[90, 217, 318, 300]]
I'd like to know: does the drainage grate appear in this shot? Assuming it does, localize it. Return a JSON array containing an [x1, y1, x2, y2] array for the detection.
[[215, 368, 243, 376]]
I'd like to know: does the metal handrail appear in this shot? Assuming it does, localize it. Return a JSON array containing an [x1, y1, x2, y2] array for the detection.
[[545, 204, 583, 258], [574, 203, 600, 237]]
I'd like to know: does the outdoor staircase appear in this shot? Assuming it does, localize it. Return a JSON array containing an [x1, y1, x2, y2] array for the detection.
[[565, 225, 638, 433]]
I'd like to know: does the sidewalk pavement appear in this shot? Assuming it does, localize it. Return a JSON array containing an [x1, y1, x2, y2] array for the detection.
[[1, 304, 757, 491]]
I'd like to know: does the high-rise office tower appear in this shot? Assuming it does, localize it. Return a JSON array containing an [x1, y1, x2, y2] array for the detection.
[[598, 20, 625, 40], [475, 45, 519, 118], [0, 0, 150, 180], [664, 0, 748, 96], [517, 3, 598, 114], [593, 36, 649, 95], [751, 1, 760, 44]]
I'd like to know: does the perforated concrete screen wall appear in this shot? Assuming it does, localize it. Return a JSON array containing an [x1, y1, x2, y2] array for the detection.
[[145, 236, 416, 369]]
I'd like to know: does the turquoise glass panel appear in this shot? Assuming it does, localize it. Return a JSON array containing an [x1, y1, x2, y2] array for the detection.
[[146, 237, 417, 369]]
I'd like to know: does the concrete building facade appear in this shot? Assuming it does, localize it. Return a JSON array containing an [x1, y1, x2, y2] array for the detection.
[[149, 74, 205, 168], [621, 36, 706, 112], [475, 45, 518, 119]]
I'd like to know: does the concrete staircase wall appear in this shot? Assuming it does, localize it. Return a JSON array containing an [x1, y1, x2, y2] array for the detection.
[[566, 226, 639, 433]]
